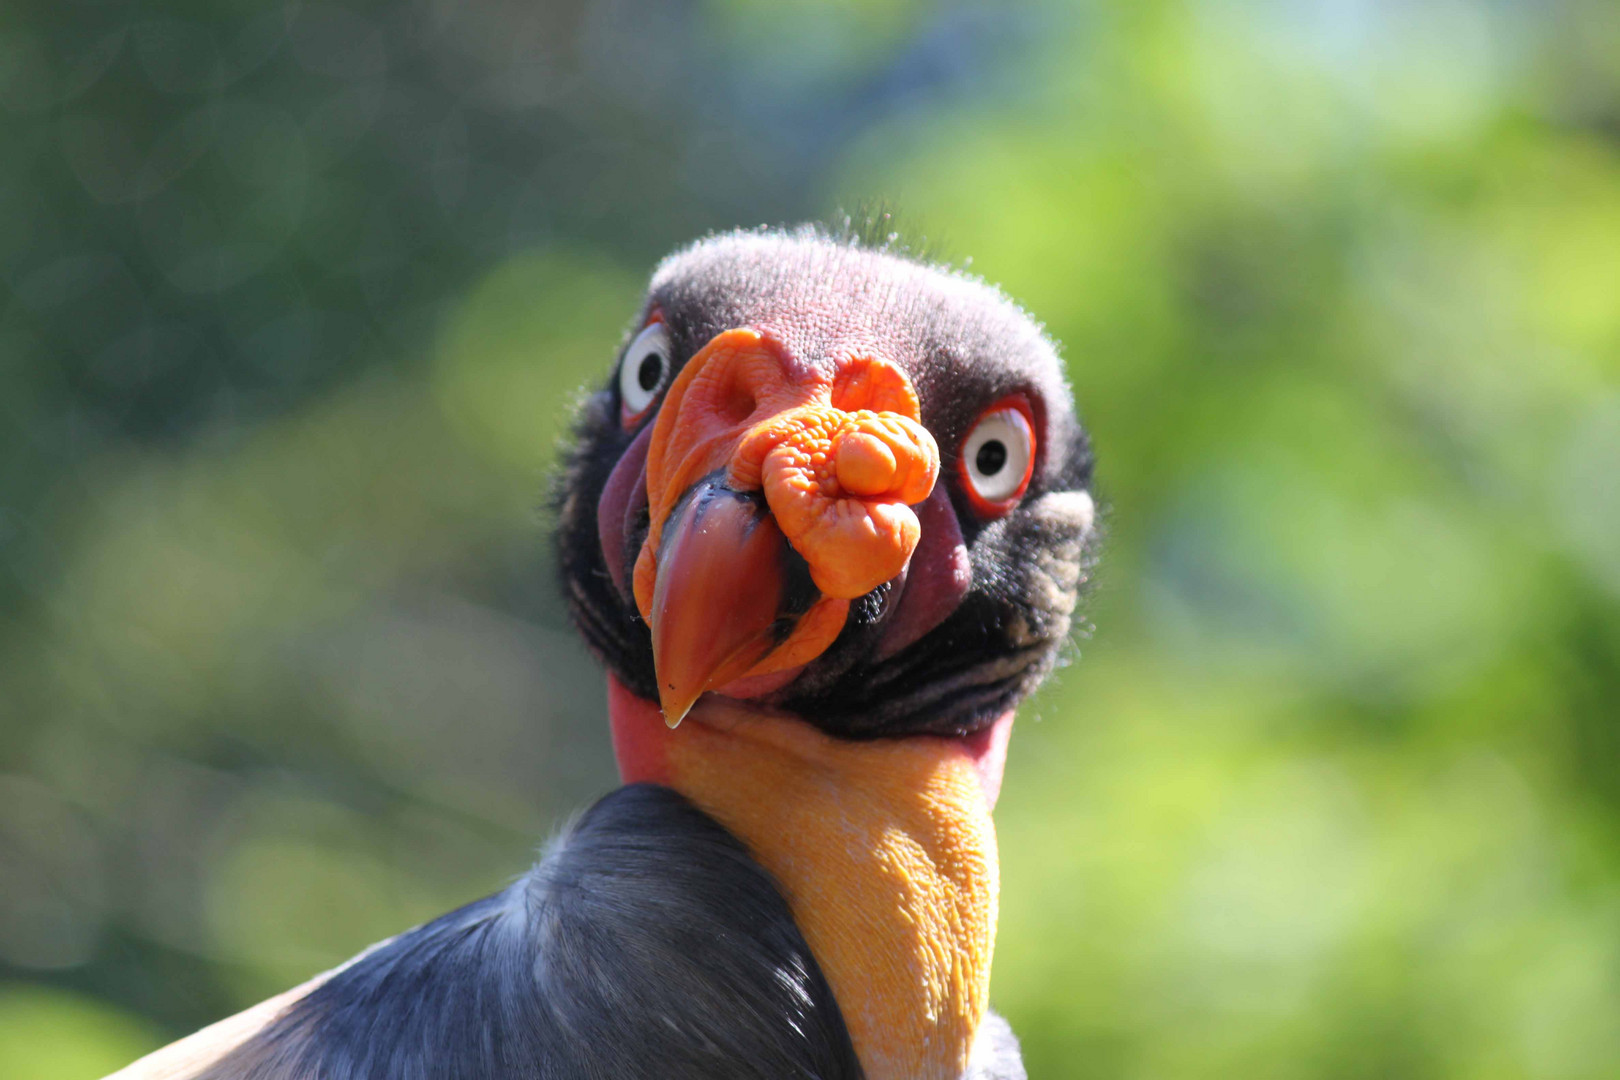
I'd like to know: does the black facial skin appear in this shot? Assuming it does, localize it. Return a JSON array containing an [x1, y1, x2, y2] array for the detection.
[[556, 228, 1098, 739]]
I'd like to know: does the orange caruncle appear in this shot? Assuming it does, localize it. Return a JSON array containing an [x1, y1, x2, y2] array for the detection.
[[736, 404, 937, 599]]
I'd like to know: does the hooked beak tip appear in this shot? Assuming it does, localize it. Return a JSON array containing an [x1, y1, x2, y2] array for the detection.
[[659, 689, 696, 729]]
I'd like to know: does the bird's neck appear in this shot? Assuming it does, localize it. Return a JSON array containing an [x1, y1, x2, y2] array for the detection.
[[608, 676, 1011, 1080]]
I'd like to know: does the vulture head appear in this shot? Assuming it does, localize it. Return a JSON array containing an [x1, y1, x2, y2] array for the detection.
[[558, 228, 1097, 744]]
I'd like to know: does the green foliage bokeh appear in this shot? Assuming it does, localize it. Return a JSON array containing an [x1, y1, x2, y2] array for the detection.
[[3, 1, 1619, 1077]]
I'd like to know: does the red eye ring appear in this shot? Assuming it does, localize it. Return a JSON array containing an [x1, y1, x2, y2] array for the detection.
[[957, 394, 1037, 518]]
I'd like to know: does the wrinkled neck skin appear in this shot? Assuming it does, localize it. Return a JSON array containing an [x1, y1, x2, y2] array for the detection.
[[608, 676, 1013, 1080]]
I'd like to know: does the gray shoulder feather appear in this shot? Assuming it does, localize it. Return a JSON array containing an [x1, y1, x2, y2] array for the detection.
[[196, 783, 863, 1080]]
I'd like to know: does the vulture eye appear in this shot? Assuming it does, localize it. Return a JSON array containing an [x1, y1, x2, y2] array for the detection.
[[618, 321, 672, 424], [959, 396, 1036, 516]]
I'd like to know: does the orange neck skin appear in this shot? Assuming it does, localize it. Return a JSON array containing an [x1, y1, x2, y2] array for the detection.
[[608, 676, 1013, 1080]]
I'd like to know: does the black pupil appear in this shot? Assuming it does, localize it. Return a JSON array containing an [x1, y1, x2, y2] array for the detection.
[[636, 352, 662, 393], [976, 439, 1008, 476]]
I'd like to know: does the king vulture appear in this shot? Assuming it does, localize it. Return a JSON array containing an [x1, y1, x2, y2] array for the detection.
[[111, 227, 1098, 1080]]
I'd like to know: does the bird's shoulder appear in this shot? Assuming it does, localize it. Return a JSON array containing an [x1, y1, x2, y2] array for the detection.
[[180, 783, 863, 1080]]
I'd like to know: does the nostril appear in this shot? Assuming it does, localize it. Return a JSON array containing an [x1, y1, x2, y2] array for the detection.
[[724, 389, 756, 423]]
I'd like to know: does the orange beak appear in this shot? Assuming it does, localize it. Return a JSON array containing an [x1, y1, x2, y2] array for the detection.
[[633, 329, 939, 726]]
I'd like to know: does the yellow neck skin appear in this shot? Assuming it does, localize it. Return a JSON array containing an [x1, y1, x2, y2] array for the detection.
[[660, 696, 999, 1080]]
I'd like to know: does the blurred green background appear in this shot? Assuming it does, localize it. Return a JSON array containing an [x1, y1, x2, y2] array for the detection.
[[4, 0, 1620, 1076]]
